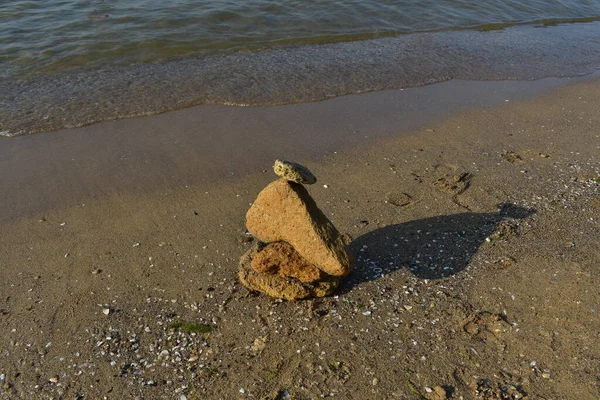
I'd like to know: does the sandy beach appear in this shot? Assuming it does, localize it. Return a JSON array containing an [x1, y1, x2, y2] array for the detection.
[[1, 76, 599, 399]]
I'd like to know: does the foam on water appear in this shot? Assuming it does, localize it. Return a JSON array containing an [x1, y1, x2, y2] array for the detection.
[[1, 21, 599, 136]]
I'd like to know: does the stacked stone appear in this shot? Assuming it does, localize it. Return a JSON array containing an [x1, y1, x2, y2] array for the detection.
[[239, 160, 353, 300]]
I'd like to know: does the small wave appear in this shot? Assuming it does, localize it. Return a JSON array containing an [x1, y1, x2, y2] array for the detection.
[[1, 21, 599, 137]]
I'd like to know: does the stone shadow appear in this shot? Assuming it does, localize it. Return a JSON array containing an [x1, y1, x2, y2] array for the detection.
[[343, 203, 534, 288]]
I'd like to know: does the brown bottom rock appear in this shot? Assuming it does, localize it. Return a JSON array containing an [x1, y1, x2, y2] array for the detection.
[[239, 243, 340, 300], [250, 241, 323, 283]]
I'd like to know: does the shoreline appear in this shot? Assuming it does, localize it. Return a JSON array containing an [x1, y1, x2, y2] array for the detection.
[[1, 77, 599, 399], [0, 75, 596, 224], [2, 21, 600, 137]]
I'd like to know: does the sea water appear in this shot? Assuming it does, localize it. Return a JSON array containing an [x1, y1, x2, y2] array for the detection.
[[1, 0, 599, 135]]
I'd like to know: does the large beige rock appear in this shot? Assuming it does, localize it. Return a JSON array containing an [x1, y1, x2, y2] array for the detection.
[[246, 179, 353, 277], [250, 241, 323, 283], [239, 243, 340, 301]]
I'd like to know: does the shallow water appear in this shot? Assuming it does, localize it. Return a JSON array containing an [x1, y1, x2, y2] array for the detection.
[[2, 0, 599, 80], [3, 21, 600, 136], [1, 2, 600, 136]]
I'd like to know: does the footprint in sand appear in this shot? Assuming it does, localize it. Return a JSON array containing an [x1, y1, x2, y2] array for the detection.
[[428, 163, 473, 195]]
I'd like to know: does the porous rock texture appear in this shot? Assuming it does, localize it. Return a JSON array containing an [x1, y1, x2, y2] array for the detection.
[[273, 159, 317, 185], [246, 179, 353, 277], [239, 243, 340, 301], [250, 241, 323, 283]]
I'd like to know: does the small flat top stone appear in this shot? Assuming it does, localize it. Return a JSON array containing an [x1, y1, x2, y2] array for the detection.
[[273, 160, 317, 184]]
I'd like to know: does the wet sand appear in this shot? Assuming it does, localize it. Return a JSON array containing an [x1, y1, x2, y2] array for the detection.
[[1, 77, 599, 399], [0, 77, 587, 224]]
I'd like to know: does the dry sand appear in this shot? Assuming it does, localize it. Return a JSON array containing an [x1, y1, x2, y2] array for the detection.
[[1, 76, 599, 399]]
